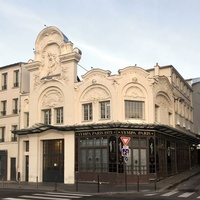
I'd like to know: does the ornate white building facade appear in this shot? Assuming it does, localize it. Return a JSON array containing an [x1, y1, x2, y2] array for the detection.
[[0, 26, 199, 184]]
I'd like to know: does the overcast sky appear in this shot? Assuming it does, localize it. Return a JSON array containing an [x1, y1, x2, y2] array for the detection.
[[0, 0, 200, 79]]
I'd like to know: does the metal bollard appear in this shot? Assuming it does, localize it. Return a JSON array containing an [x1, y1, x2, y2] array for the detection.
[[125, 165, 127, 191], [137, 172, 140, 192], [54, 176, 57, 192], [36, 176, 38, 189], [76, 171, 79, 192], [97, 174, 100, 193], [154, 173, 157, 191], [18, 177, 21, 188], [2, 177, 4, 187]]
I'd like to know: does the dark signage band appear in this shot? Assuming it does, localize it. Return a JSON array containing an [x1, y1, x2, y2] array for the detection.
[[76, 130, 154, 137]]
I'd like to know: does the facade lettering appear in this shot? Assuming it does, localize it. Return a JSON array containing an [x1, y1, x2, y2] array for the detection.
[[76, 130, 154, 136]]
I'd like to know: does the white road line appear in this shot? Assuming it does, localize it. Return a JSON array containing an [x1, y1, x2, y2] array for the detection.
[[3, 198, 29, 200], [46, 192, 92, 197], [178, 192, 194, 198], [34, 193, 81, 198], [19, 195, 70, 200], [144, 193, 156, 196], [161, 190, 178, 197]]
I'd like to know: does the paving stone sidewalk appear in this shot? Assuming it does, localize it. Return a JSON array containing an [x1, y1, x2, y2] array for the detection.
[[1, 166, 200, 194]]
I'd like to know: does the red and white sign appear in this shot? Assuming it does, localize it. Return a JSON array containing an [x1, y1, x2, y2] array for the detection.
[[122, 146, 130, 157], [120, 136, 131, 146]]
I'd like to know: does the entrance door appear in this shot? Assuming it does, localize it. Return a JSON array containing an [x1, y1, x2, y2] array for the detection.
[[43, 139, 64, 182], [25, 156, 29, 182], [133, 149, 147, 174], [10, 158, 16, 181], [0, 150, 7, 180]]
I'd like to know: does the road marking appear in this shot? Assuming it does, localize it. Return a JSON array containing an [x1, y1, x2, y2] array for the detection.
[[3, 192, 92, 200], [3, 198, 29, 200], [178, 192, 194, 198], [144, 193, 156, 196], [19, 195, 70, 200], [34, 193, 81, 198], [161, 190, 178, 196], [46, 192, 92, 196]]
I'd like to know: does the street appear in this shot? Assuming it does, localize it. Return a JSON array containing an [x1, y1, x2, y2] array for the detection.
[[1, 173, 200, 200]]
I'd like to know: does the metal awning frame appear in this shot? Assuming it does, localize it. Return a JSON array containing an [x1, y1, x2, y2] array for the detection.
[[12, 122, 200, 144]]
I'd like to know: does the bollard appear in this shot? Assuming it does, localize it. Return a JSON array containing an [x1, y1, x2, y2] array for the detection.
[[125, 165, 127, 191], [2, 177, 4, 187], [76, 171, 79, 192], [97, 174, 100, 193], [137, 172, 140, 192], [36, 176, 38, 189], [54, 176, 57, 192], [154, 173, 157, 191], [18, 177, 21, 188]]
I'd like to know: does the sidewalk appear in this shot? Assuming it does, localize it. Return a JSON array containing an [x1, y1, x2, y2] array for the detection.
[[1, 166, 200, 194]]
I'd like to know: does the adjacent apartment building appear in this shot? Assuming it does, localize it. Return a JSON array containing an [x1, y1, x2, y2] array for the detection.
[[0, 26, 199, 184]]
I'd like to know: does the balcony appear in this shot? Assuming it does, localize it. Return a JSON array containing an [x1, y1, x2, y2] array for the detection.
[[13, 109, 18, 114], [1, 85, 7, 90], [1, 111, 6, 116]]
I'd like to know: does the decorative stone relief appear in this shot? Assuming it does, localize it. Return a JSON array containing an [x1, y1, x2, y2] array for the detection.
[[120, 67, 148, 78], [42, 90, 63, 108], [112, 79, 119, 90], [83, 88, 110, 103], [125, 86, 145, 99], [37, 31, 63, 53], [156, 95, 171, 110], [132, 77, 138, 83], [33, 72, 43, 90], [33, 65, 69, 90], [92, 79, 97, 84], [159, 79, 171, 92], [41, 44, 61, 77]]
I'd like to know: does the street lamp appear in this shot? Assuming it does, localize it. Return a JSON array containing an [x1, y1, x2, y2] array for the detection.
[[54, 163, 58, 192]]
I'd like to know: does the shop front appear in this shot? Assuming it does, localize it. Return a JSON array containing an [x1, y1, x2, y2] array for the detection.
[[14, 123, 199, 184], [74, 123, 199, 184], [75, 129, 156, 183]]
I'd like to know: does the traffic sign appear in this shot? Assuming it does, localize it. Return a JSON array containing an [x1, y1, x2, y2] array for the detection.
[[122, 146, 130, 157], [120, 136, 131, 146], [124, 157, 128, 164]]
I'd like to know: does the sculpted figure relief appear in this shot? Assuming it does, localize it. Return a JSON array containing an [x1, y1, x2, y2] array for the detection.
[[46, 52, 59, 76]]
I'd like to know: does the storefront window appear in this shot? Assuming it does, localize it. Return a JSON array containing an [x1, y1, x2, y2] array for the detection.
[[132, 137, 139, 146], [133, 149, 139, 175], [141, 149, 147, 175], [79, 137, 108, 173], [127, 137, 148, 175], [140, 138, 147, 147]]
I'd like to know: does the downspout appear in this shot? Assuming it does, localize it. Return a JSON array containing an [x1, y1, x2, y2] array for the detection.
[[17, 63, 23, 180]]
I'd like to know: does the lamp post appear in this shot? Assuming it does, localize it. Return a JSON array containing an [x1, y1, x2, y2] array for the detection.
[[54, 163, 58, 192]]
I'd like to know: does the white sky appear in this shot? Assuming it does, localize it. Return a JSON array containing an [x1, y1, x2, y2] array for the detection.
[[0, 0, 200, 79]]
